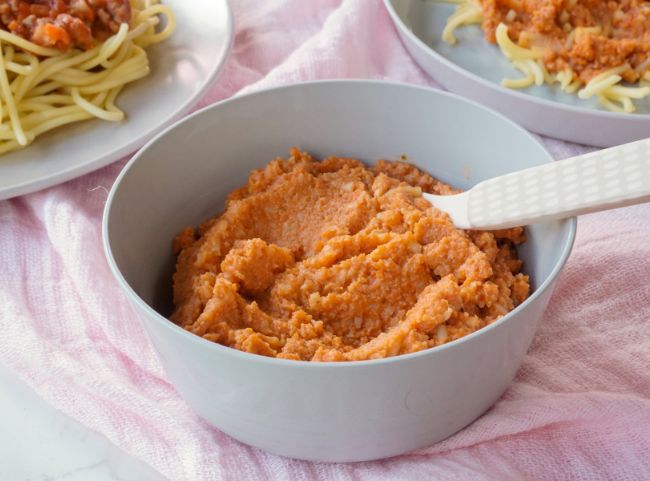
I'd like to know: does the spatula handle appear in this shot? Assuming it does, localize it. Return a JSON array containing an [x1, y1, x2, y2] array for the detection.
[[467, 138, 650, 230]]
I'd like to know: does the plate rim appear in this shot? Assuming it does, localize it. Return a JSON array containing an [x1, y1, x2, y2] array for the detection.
[[383, 0, 650, 121], [0, 0, 235, 201]]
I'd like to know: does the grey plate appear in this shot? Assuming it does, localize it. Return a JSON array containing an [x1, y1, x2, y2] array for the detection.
[[385, 0, 650, 147], [0, 0, 233, 200]]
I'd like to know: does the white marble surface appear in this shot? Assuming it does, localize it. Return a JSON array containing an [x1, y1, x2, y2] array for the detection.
[[0, 363, 168, 481]]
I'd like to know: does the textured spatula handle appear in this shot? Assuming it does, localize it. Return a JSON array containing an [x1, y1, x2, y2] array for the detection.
[[467, 138, 650, 230]]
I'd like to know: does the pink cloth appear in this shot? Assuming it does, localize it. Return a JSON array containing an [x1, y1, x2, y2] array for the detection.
[[2, 0, 649, 479]]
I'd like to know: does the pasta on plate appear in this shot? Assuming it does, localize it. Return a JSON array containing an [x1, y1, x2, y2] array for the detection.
[[0, 0, 175, 155], [438, 0, 650, 113]]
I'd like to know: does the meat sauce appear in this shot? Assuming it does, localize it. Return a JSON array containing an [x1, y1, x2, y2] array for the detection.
[[0, 0, 132, 51], [481, 0, 650, 83]]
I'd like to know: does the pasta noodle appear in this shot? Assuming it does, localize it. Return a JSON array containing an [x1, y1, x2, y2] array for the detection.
[[0, 0, 175, 155], [435, 0, 650, 113]]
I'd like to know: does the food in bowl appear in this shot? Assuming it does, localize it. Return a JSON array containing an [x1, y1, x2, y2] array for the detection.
[[171, 148, 530, 361], [104, 81, 576, 462]]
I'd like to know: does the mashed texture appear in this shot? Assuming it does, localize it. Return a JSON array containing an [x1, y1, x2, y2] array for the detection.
[[171, 149, 530, 361]]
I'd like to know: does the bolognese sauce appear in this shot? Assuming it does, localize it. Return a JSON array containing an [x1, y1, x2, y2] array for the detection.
[[480, 0, 650, 83], [0, 0, 132, 51]]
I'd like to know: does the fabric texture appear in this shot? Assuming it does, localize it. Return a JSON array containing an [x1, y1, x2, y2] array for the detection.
[[1, 0, 649, 479]]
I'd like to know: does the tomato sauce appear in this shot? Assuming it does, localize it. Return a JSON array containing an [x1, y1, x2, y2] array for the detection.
[[480, 0, 650, 83], [0, 0, 132, 51]]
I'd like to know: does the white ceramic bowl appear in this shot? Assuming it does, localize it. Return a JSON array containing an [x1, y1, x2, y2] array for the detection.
[[103, 81, 576, 462]]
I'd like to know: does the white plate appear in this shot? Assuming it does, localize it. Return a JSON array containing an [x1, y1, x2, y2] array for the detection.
[[0, 0, 233, 200], [385, 0, 650, 147]]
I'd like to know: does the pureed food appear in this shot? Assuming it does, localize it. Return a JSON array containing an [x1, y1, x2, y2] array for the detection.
[[171, 149, 530, 361]]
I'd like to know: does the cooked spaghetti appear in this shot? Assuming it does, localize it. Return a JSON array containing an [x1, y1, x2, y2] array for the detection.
[[438, 0, 650, 113], [0, 0, 175, 155]]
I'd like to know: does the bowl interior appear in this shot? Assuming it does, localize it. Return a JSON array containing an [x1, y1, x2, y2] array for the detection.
[[105, 81, 573, 323]]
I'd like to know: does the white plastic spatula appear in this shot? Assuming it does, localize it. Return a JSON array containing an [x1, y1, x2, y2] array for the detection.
[[424, 137, 650, 230]]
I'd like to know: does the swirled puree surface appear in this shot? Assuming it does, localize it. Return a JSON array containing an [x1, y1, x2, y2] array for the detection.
[[171, 149, 530, 361]]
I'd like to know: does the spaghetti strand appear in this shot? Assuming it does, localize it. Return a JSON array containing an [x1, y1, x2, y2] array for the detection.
[[0, 0, 175, 155]]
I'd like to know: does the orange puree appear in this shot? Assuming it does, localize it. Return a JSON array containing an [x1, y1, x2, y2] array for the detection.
[[171, 149, 530, 361]]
